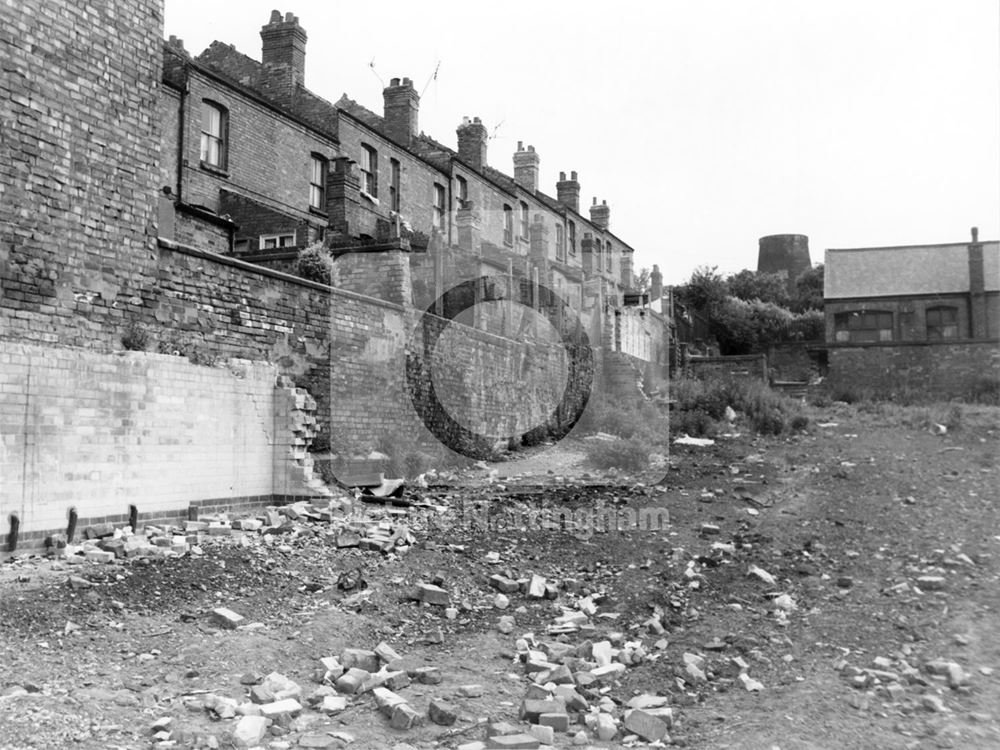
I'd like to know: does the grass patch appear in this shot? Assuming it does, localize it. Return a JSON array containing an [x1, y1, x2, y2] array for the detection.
[[584, 437, 650, 472]]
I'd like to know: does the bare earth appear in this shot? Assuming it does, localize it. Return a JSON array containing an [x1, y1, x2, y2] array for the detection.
[[0, 402, 997, 750]]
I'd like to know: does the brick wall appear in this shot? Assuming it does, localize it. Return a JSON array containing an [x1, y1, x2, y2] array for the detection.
[[0, 343, 277, 544], [0, 0, 163, 350], [337, 116, 449, 240], [827, 341, 1000, 400], [173, 65, 337, 240]]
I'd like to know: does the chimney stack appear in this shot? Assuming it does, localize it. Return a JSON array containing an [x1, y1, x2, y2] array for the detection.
[[513, 141, 539, 193], [260, 10, 307, 90], [456, 116, 488, 171], [556, 171, 580, 213], [383, 77, 419, 145], [650, 264, 663, 301], [589, 197, 610, 230]]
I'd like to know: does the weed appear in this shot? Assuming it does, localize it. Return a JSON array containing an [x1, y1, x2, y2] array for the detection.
[[121, 321, 150, 351], [585, 437, 650, 472]]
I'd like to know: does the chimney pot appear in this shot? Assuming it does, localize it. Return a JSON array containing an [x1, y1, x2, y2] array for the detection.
[[513, 140, 540, 192], [556, 170, 581, 213], [383, 75, 420, 144], [260, 9, 308, 89], [589, 196, 610, 229], [972, 226, 979, 242], [457, 116, 488, 170]]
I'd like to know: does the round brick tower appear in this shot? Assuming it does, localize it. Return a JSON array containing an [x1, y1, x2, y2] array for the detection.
[[757, 234, 811, 294]]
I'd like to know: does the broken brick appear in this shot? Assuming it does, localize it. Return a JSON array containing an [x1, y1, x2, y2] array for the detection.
[[428, 698, 457, 726], [623, 709, 669, 741], [210, 607, 245, 629]]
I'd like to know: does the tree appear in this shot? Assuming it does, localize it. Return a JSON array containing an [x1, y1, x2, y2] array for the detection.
[[634, 267, 651, 294], [726, 269, 790, 307], [791, 264, 824, 312], [675, 265, 727, 314]]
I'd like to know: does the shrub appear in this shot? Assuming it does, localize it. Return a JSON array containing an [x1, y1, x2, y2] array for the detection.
[[969, 376, 1000, 405], [670, 408, 717, 438], [585, 437, 650, 472], [790, 414, 810, 432], [296, 242, 334, 285], [121, 321, 150, 351]]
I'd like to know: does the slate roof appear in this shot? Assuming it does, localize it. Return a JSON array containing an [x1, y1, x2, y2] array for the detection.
[[824, 241, 1000, 299]]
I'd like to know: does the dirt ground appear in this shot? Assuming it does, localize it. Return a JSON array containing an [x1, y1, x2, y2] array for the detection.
[[1, 401, 998, 750]]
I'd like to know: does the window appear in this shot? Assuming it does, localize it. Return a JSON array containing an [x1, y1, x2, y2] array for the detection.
[[834, 310, 893, 343], [309, 155, 327, 210], [389, 158, 401, 212], [200, 100, 228, 169], [555, 224, 565, 260], [605, 240, 613, 271], [520, 202, 529, 240], [926, 306, 959, 340], [503, 204, 513, 245], [360, 144, 377, 196], [260, 232, 296, 250], [568, 221, 576, 254], [432, 183, 446, 230], [456, 175, 468, 208]]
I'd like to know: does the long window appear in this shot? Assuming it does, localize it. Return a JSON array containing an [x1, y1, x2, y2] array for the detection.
[[200, 100, 228, 169], [503, 204, 514, 245], [260, 232, 296, 250], [389, 158, 401, 212], [555, 225, 565, 260], [606, 240, 613, 271], [926, 306, 958, 340], [520, 202, 529, 240], [360, 144, 377, 196], [456, 176, 468, 208], [568, 221, 576, 254], [309, 155, 327, 210], [432, 183, 446, 230], [834, 310, 893, 343]]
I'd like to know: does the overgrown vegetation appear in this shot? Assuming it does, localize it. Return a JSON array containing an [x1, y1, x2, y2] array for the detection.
[[295, 242, 334, 285], [671, 375, 809, 436], [673, 264, 825, 355], [121, 321, 150, 351], [584, 437, 650, 471]]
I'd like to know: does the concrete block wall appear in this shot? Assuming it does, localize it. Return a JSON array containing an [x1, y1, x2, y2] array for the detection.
[[0, 0, 163, 350], [0, 342, 277, 546]]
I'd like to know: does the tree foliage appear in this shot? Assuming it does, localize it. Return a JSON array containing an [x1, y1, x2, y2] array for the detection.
[[727, 269, 790, 306], [674, 264, 825, 354], [790, 263, 824, 312]]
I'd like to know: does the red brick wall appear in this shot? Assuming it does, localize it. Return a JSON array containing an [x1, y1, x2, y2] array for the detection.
[[0, 0, 163, 350]]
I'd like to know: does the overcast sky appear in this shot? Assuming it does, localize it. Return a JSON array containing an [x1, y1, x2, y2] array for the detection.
[[164, 1, 999, 286]]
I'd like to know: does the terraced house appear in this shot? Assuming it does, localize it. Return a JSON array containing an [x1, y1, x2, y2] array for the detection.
[[1, 1, 668, 551], [158, 11, 661, 364]]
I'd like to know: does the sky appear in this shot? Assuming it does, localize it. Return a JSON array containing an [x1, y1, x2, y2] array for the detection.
[[163, 1, 1000, 286]]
